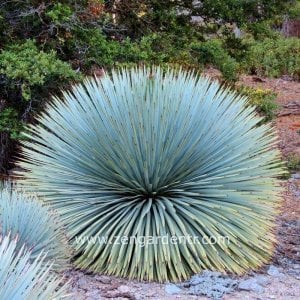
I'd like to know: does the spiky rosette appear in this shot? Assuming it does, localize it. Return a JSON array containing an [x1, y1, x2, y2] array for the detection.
[[19, 67, 283, 282], [0, 186, 71, 269], [0, 235, 69, 299]]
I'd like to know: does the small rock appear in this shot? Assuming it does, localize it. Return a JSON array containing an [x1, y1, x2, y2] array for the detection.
[[118, 285, 131, 293], [254, 275, 271, 287], [292, 173, 300, 179], [281, 75, 294, 81], [238, 278, 264, 293], [267, 265, 284, 278], [71, 288, 86, 300], [165, 283, 182, 295], [77, 277, 88, 288], [95, 275, 111, 284], [85, 290, 101, 300]]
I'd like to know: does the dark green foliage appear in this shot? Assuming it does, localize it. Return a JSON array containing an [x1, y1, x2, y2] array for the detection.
[[46, 2, 73, 24], [243, 37, 300, 79], [0, 39, 80, 173], [286, 1, 300, 19], [191, 0, 292, 25], [246, 21, 281, 40], [64, 27, 119, 69], [0, 108, 25, 140], [191, 40, 239, 81], [113, 0, 294, 37], [116, 33, 199, 68], [221, 30, 253, 62], [0, 40, 79, 100], [112, 1, 191, 39]]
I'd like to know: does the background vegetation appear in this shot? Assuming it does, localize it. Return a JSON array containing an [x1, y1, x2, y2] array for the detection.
[[0, 0, 299, 173]]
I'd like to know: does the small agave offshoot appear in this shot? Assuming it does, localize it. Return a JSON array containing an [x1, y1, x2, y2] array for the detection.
[[0, 185, 70, 269], [0, 235, 69, 299], [19, 67, 284, 282]]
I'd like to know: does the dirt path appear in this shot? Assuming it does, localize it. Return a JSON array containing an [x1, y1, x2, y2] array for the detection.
[[64, 74, 300, 300]]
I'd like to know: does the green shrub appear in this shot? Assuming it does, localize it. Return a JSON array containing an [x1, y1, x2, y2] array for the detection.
[[221, 30, 255, 62], [65, 27, 119, 69], [191, 40, 239, 81], [116, 33, 199, 68], [0, 40, 80, 101], [244, 37, 300, 79], [111, 0, 292, 38], [46, 3, 73, 24], [237, 86, 278, 122], [0, 39, 81, 173], [287, 1, 300, 19], [246, 21, 281, 40], [0, 186, 70, 269], [0, 108, 25, 140], [20, 68, 283, 282], [0, 235, 69, 299], [117, 34, 168, 64]]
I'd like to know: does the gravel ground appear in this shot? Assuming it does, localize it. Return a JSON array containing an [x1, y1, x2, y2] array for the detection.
[[64, 262, 300, 299]]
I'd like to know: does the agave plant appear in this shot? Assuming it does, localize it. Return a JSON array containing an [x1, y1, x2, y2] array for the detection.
[[0, 186, 70, 269], [19, 67, 283, 282], [0, 235, 69, 299]]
